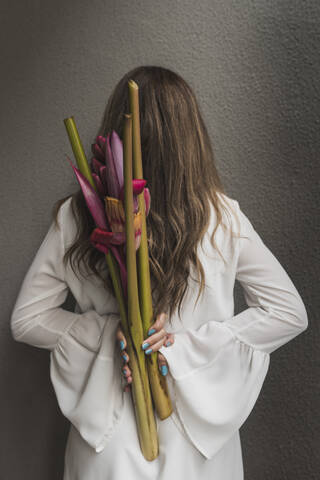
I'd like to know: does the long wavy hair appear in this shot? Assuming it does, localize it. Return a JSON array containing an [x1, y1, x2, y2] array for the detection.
[[53, 65, 240, 323]]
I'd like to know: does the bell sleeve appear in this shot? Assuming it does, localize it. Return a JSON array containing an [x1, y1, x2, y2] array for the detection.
[[159, 200, 308, 460], [10, 201, 124, 453]]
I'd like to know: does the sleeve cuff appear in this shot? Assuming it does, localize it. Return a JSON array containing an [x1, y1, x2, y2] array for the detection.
[[159, 321, 270, 459], [50, 311, 124, 452], [159, 321, 236, 380]]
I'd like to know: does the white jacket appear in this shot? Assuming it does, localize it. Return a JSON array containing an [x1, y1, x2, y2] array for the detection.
[[10, 193, 308, 461]]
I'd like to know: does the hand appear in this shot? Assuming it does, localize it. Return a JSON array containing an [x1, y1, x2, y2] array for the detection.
[[115, 312, 175, 393], [115, 326, 133, 393]]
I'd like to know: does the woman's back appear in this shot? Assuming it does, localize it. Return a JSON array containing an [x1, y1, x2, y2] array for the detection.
[[10, 190, 308, 479]]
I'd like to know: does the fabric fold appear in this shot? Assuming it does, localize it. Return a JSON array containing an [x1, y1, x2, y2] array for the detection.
[[159, 322, 269, 459], [50, 311, 125, 453]]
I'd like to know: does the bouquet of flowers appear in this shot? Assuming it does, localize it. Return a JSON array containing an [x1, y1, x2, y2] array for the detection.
[[63, 79, 172, 461]]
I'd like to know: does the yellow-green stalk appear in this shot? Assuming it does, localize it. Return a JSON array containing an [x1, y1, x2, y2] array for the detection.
[[64, 117, 96, 189], [128, 80, 173, 420], [123, 113, 159, 460]]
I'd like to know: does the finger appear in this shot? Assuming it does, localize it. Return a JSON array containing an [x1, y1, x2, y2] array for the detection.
[[141, 328, 167, 350], [157, 352, 169, 376], [163, 333, 175, 347], [115, 326, 126, 351], [123, 375, 132, 392], [122, 365, 132, 377], [143, 336, 166, 355], [157, 352, 167, 367], [122, 373, 132, 392], [121, 350, 129, 363], [146, 312, 168, 336], [126, 375, 132, 383], [115, 325, 124, 342]]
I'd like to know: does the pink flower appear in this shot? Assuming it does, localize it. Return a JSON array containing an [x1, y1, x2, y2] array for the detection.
[[68, 129, 151, 298]]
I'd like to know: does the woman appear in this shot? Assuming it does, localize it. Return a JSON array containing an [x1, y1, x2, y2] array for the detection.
[[10, 66, 308, 479]]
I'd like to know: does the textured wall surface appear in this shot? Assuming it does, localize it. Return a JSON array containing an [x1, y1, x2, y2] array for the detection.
[[1, 0, 318, 478]]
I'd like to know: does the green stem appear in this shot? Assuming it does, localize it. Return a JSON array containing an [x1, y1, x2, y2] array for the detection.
[[128, 80, 173, 420], [63, 117, 95, 189], [123, 113, 158, 460]]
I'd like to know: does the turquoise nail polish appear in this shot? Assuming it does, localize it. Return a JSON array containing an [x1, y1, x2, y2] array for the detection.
[[122, 369, 126, 375], [142, 342, 149, 350], [161, 365, 168, 376], [166, 341, 171, 347], [119, 340, 125, 350], [145, 348, 152, 355], [148, 328, 156, 336], [122, 353, 127, 361]]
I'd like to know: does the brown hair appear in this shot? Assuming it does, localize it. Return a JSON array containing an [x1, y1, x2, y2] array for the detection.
[[53, 65, 240, 323]]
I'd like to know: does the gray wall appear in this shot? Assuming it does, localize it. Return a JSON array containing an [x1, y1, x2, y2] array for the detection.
[[1, 0, 318, 478]]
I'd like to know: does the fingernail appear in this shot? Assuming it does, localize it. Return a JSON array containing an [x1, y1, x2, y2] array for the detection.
[[119, 340, 125, 350], [147, 328, 156, 336], [122, 353, 127, 361], [142, 342, 149, 350], [145, 348, 152, 355], [166, 341, 171, 347], [161, 365, 168, 376], [122, 369, 126, 375]]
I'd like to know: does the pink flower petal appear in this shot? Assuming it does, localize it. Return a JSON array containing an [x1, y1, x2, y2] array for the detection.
[[92, 143, 105, 162], [110, 130, 124, 192], [67, 157, 108, 230], [90, 227, 114, 245], [96, 135, 106, 152], [99, 165, 108, 193], [110, 232, 126, 244], [91, 157, 104, 175], [144, 187, 151, 216], [92, 172, 106, 198], [119, 185, 124, 203], [106, 133, 121, 198], [133, 195, 139, 213], [132, 179, 147, 195]]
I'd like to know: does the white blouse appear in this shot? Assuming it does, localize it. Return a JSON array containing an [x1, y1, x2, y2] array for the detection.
[[10, 193, 308, 480]]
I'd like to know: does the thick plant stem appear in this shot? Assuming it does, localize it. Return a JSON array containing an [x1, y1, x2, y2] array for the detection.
[[123, 113, 159, 461], [128, 80, 173, 420], [64, 117, 96, 189]]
